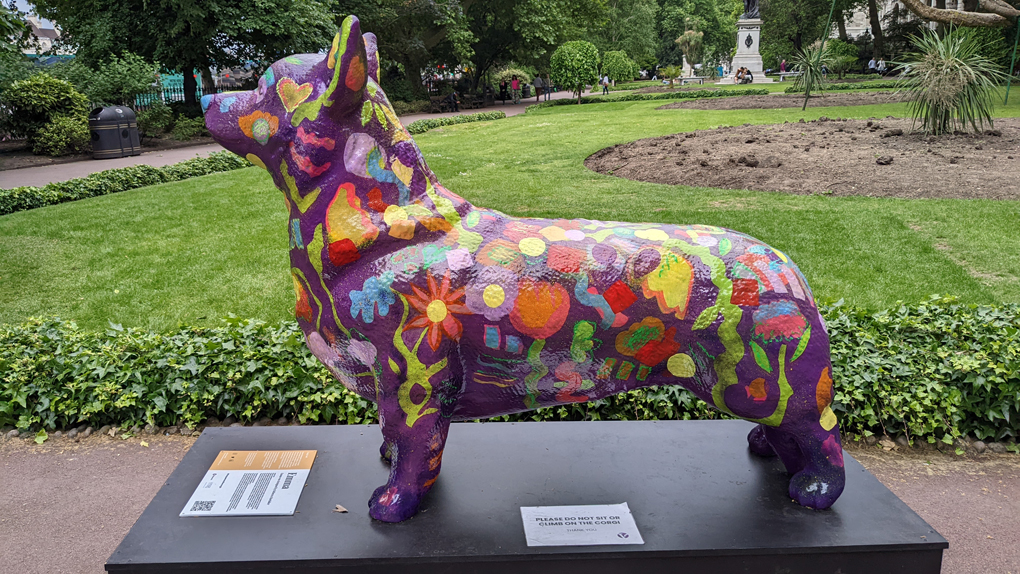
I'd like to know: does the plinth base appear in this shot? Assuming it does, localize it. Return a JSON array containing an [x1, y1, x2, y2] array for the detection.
[[107, 421, 946, 574]]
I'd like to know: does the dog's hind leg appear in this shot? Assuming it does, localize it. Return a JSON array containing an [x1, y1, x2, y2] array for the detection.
[[747, 424, 777, 457], [765, 422, 845, 509]]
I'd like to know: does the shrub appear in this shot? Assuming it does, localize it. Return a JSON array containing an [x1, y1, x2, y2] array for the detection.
[[602, 51, 636, 83], [171, 116, 208, 140], [492, 66, 532, 85], [792, 43, 834, 111], [551, 41, 600, 103], [137, 100, 174, 136], [0, 73, 88, 141], [390, 100, 430, 116], [783, 81, 899, 93], [32, 114, 90, 156], [898, 26, 1005, 136], [48, 52, 159, 106], [406, 111, 506, 134], [525, 88, 771, 111], [1, 297, 1018, 445], [0, 151, 250, 216]]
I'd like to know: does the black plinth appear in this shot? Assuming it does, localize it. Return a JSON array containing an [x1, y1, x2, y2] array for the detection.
[[106, 421, 946, 574]]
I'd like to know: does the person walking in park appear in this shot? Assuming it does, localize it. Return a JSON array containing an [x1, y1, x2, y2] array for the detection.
[[499, 79, 508, 104], [868, 57, 877, 74], [780, 59, 787, 73], [533, 75, 543, 102], [601, 74, 610, 95], [511, 75, 521, 104], [544, 74, 553, 100]]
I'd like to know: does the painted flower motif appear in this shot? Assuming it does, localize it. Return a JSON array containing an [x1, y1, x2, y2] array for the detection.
[[509, 279, 570, 340], [350, 273, 396, 323], [238, 110, 278, 145], [752, 300, 807, 343], [465, 267, 518, 320], [404, 271, 472, 351]]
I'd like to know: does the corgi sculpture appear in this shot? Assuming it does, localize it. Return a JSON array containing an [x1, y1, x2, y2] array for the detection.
[[202, 15, 845, 522]]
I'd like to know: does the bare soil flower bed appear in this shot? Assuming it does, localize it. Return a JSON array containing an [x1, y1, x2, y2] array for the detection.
[[657, 91, 906, 110], [585, 117, 1020, 199]]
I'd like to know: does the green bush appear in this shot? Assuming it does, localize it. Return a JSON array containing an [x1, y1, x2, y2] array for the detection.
[[406, 111, 506, 134], [31, 114, 91, 156], [390, 100, 430, 116], [783, 81, 899, 93], [551, 40, 600, 102], [898, 27, 1005, 136], [171, 116, 208, 140], [137, 100, 175, 136], [0, 151, 250, 216], [602, 51, 636, 83], [2, 297, 1018, 445], [526, 88, 770, 111], [48, 52, 159, 106], [0, 73, 89, 141]]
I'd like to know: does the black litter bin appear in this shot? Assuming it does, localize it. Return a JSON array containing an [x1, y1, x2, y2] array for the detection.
[[89, 106, 141, 159]]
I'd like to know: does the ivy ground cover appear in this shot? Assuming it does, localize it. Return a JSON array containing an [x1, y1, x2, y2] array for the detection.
[[4, 97, 1020, 331]]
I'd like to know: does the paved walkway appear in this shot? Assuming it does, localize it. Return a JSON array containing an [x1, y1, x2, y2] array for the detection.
[[0, 434, 1015, 573], [0, 89, 584, 189]]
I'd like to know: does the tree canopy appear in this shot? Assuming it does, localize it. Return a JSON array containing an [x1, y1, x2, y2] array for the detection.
[[551, 40, 599, 102], [657, 0, 740, 66], [32, 0, 336, 104]]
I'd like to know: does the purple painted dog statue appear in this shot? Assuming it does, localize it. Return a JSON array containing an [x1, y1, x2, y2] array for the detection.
[[202, 15, 845, 522]]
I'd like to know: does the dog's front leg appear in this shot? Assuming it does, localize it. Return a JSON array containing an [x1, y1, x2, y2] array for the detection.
[[369, 342, 458, 522]]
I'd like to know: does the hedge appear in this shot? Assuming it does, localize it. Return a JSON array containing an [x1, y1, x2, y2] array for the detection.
[[2, 296, 1018, 445], [525, 88, 771, 111], [784, 81, 900, 93], [406, 111, 507, 135], [0, 151, 251, 216]]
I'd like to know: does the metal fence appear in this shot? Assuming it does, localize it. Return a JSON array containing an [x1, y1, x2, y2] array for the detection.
[[129, 85, 226, 112]]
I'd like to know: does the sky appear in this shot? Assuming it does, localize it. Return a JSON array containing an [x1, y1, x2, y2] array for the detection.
[[14, 0, 53, 27]]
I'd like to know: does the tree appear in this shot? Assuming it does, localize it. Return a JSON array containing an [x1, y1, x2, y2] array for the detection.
[[866, 0, 886, 58], [551, 40, 599, 103], [675, 29, 705, 67], [591, 0, 659, 64], [32, 0, 336, 106], [898, 0, 1020, 28], [760, 0, 831, 69], [602, 50, 635, 82], [50, 52, 159, 105], [657, 0, 740, 66]]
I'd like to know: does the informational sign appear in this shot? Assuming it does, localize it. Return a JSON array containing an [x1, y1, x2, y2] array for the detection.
[[180, 450, 316, 517], [519, 503, 644, 547]]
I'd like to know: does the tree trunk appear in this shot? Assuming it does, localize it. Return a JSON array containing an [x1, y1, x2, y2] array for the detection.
[[183, 69, 198, 106], [867, 0, 885, 59], [201, 67, 216, 96], [401, 58, 427, 99], [836, 11, 849, 42]]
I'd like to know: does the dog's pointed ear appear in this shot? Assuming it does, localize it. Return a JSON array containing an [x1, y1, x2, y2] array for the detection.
[[321, 15, 368, 109], [362, 32, 380, 83]]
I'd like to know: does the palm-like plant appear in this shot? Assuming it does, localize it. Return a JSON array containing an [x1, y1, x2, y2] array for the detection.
[[897, 27, 1006, 136], [792, 44, 834, 111]]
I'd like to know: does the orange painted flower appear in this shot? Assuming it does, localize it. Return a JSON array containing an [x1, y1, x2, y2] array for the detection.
[[509, 279, 570, 339], [238, 110, 279, 145], [404, 271, 472, 351]]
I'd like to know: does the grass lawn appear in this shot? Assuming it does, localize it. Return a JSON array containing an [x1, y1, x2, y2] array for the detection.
[[3, 93, 1020, 331]]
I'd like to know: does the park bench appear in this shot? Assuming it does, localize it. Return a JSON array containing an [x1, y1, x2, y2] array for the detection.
[[680, 76, 710, 85], [778, 72, 802, 81]]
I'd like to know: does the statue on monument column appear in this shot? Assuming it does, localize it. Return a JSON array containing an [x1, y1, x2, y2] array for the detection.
[[741, 0, 760, 19]]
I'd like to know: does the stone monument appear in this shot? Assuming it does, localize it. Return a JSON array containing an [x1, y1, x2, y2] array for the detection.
[[201, 14, 844, 523], [730, 0, 766, 78]]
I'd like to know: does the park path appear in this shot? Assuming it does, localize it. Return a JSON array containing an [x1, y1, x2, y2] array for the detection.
[[0, 89, 582, 189], [0, 434, 1016, 574]]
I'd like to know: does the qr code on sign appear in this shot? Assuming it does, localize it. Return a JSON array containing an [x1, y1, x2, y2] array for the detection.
[[190, 500, 216, 512]]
